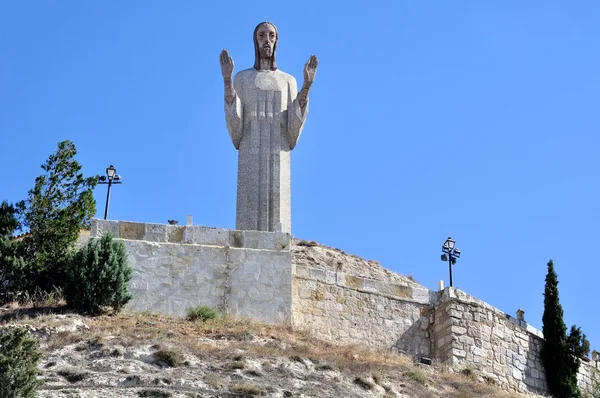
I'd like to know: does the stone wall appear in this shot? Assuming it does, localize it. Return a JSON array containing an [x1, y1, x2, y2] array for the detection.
[[433, 288, 600, 396], [89, 220, 600, 396], [90, 219, 292, 324], [292, 262, 435, 359]]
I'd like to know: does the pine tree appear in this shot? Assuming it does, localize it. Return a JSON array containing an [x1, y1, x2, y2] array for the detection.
[[0, 327, 42, 398], [0, 201, 19, 237], [541, 259, 589, 398], [65, 232, 132, 314], [16, 140, 98, 291], [0, 200, 27, 303]]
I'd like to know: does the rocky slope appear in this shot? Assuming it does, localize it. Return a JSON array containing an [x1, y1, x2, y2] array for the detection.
[[291, 238, 424, 289], [0, 307, 542, 398]]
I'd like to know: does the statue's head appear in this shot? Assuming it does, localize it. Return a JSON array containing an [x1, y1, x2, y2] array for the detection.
[[253, 22, 278, 71]]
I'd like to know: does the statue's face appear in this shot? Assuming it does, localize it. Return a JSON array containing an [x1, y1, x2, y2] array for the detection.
[[256, 24, 276, 59]]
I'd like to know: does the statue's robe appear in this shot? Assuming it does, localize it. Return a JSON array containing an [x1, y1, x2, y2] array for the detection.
[[224, 68, 308, 234]]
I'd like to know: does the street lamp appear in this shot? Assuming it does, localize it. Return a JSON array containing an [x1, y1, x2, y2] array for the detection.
[[97, 165, 122, 220], [440, 236, 461, 287]]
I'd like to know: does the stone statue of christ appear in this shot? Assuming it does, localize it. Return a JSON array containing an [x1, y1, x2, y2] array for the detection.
[[220, 22, 318, 234]]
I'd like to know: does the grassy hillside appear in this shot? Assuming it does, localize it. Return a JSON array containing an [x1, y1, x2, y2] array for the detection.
[[0, 300, 541, 398]]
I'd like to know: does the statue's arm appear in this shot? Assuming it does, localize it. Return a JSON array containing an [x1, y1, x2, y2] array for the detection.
[[287, 77, 308, 150], [224, 74, 243, 149], [287, 55, 317, 150], [220, 50, 243, 149], [297, 55, 318, 111]]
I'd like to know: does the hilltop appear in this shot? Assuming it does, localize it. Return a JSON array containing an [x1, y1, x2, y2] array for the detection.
[[0, 305, 542, 398]]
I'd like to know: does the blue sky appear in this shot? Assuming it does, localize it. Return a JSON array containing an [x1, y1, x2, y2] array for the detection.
[[1, 1, 599, 351]]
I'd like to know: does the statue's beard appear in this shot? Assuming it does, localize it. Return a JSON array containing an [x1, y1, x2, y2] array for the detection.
[[260, 48, 273, 58]]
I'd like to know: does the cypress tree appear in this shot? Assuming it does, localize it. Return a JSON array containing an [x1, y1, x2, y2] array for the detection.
[[541, 259, 589, 398]]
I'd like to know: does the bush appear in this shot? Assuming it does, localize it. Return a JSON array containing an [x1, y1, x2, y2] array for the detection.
[[230, 382, 263, 395], [0, 235, 29, 303], [65, 232, 132, 314], [153, 349, 182, 367], [0, 328, 42, 398], [186, 305, 217, 322]]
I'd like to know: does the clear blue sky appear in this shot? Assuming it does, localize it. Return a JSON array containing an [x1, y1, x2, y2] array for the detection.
[[2, 1, 599, 351]]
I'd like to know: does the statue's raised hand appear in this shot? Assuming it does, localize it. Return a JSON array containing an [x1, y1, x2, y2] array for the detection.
[[303, 55, 318, 85], [220, 49, 234, 80]]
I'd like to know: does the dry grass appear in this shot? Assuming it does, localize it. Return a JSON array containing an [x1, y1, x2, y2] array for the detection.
[[438, 370, 518, 398], [2, 286, 66, 311], [1, 306, 535, 398], [45, 331, 87, 351], [230, 382, 263, 395], [57, 366, 88, 383], [80, 312, 413, 375], [203, 372, 224, 390]]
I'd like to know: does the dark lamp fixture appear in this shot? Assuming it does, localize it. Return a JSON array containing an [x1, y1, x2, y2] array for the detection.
[[440, 236, 461, 287], [106, 165, 116, 179], [98, 164, 123, 220], [442, 237, 455, 252]]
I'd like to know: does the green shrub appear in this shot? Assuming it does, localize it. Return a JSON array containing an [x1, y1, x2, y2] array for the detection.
[[65, 232, 132, 314], [0, 328, 42, 398], [186, 305, 217, 322], [153, 349, 182, 367]]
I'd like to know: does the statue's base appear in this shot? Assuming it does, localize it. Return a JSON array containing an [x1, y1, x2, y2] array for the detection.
[[90, 219, 292, 323]]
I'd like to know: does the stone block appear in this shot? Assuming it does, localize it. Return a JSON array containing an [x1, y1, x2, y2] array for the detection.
[[260, 232, 289, 250], [242, 230, 260, 248], [144, 223, 167, 242], [412, 288, 430, 304], [167, 226, 184, 243], [229, 230, 244, 248], [454, 349, 467, 358], [198, 227, 229, 246], [336, 272, 346, 286], [395, 285, 412, 299], [183, 226, 194, 243], [309, 268, 327, 283], [295, 265, 310, 279], [451, 325, 467, 335], [345, 275, 363, 290], [120, 221, 145, 240], [512, 368, 523, 381], [362, 278, 378, 293], [91, 219, 120, 238]]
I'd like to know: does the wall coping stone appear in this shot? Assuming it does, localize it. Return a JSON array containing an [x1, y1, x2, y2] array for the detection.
[[294, 264, 435, 305], [91, 219, 290, 252], [439, 287, 544, 339]]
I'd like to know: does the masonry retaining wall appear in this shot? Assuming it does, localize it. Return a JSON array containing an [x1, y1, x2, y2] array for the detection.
[[434, 288, 600, 396], [90, 219, 292, 324], [89, 219, 600, 396], [292, 263, 435, 358]]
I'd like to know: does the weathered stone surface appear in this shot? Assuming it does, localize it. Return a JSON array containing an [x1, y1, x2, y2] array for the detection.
[[90, 220, 600, 397], [166, 225, 184, 243], [143, 223, 166, 242], [91, 219, 292, 324], [292, 263, 431, 359], [91, 219, 119, 238], [221, 22, 318, 235], [120, 221, 145, 240]]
